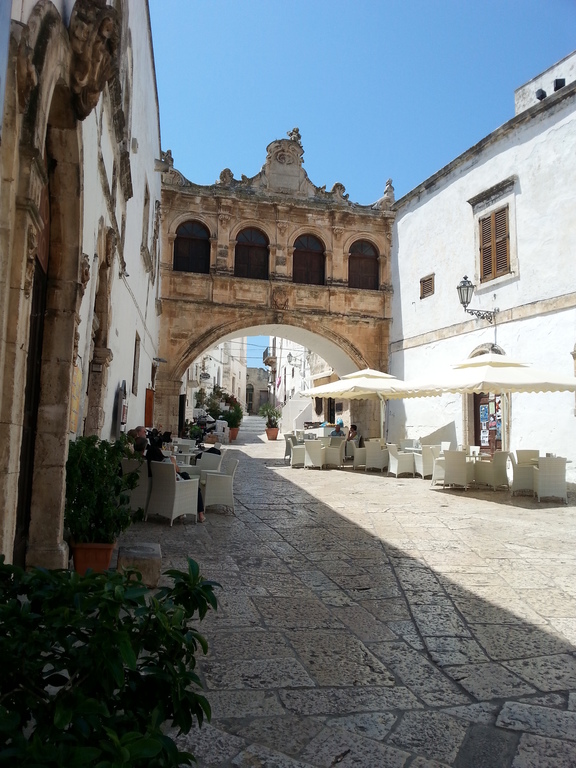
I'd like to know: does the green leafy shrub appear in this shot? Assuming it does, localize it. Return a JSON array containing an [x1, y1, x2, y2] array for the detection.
[[0, 557, 218, 767], [65, 435, 139, 543]]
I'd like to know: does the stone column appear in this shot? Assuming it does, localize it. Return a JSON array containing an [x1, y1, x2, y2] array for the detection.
[[154, 375, 183, 436]]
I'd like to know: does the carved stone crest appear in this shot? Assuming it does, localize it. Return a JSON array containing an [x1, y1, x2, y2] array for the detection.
[[271, 287, 289, 310], [69, 0, 120, 120], [79, 253, 91, 295]]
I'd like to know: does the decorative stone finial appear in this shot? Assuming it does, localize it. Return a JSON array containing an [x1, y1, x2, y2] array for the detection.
[[287, 127, 302, 147]]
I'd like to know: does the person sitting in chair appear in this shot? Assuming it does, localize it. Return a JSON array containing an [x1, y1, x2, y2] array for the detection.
[[330, 424, 344, 437]]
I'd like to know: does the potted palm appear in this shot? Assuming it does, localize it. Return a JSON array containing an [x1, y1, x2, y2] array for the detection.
[[65, 435, 139, 574], [221, 399, 243, 440], [259, 402, 282, 440]]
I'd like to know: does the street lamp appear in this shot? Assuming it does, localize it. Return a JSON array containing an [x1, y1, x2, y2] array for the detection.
[[286, 352, 302, 368], [456, 276, 498, 323]]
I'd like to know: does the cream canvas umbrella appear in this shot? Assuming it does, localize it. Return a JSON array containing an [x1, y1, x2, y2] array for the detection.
[[401, 353, 576, 397], [305, 368, 410, 438], [400, 352, 576, 450]]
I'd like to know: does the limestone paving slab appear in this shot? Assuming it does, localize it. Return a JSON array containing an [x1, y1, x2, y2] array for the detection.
[[223, 714, 326, 757], [203, 657, 316, 690], [511, 733, 576, 768], [444, 662, 536, 699], [299, 726, 410, 768], [387, 710, 469, 763], [503, 653, 576, 691], [496, 701, 576, 741]]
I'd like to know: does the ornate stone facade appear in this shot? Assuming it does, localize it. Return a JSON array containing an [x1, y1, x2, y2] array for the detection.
[[156, 132, 395, 433]]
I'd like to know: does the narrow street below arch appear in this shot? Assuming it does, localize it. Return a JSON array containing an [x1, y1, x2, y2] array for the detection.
[[120, 416, 576, 767]]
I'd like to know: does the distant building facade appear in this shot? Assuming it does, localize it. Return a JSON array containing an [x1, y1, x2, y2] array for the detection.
[[388, 52, 576, 479]]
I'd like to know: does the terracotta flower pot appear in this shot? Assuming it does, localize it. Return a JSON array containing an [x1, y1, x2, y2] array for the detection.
[[70, 542, 116, 576], [265, 427, 279, 441], [229, 427, 239, 441]]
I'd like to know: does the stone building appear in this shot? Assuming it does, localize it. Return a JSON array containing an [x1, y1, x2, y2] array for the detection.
[[388, 52, 576, 480], [0, 0, 162, 567], [155, 130, 395, 435]]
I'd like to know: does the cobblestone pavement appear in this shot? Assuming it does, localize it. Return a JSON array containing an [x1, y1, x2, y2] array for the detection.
[[120, 416, 576, 767]]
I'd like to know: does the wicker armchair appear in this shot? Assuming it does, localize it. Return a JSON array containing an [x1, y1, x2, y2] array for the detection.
[[533, 457, 567, 504], [442, 450, 475, 490], [148, 462, 199, 525], [387, 444, 415, 478]]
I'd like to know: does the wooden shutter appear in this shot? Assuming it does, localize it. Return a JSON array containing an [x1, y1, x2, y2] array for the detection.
[[480, 206, 509, 281], [420, 274, 435, 299], [494, 207, 509, 276]]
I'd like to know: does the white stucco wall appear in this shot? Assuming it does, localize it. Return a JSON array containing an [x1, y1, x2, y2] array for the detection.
[[71, 1, 162, 437], [389, 74, 576, 480]]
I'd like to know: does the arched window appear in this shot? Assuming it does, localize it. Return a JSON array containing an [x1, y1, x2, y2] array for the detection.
[[234, 228, 269, 280], [173, 221, 210, 273], [348, 240, 379, 290], [293, 234, 324, 285]]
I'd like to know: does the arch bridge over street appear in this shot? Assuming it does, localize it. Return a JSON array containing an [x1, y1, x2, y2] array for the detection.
[[153, 132, 396, 432]]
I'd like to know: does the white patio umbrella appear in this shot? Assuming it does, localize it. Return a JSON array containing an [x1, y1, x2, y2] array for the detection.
[[400, 352, 576, 450], [305, 368, 411, 438], [401, 353, 576, 397]]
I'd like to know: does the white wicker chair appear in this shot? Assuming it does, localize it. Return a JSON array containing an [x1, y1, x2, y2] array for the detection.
[[475, 451, 510, 491], [304, 440, 326, 469], [202, 459, 240, 512], [291, 444, 305, 468], [365, 441, 388, 473], [186, 451, 223, 477], [533, 457, 567, 504], [122, 458, 151, 517], [510, 453, 535, 496], [442, 450, 475, 490], [516, 449, 540, 464], [350, 442, 367, 470], [325, 438, 346, 468], [284, 433, 296, 464], [148, 462, 198, 525], [387, 444, 415, 478], [414, 445, 435, 479], [430, 456, 445, 487]]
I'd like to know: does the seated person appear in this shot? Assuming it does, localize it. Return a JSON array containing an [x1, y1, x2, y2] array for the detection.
[[330, 424, 345, 437], [140, 438, 205, 522], [347, 424, 358, 441]]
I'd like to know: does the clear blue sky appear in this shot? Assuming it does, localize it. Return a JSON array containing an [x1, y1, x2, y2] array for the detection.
[[149, 0, 576, 365]]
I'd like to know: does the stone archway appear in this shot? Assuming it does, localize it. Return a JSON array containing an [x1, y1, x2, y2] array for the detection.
[[156, 133, 395, 434]]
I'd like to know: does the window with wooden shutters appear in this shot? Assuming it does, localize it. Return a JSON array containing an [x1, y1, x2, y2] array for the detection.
[[173, 220, 210, 273], [479, 206, 509, 282], [420, 274, 435, 299], [348, 240, 379, 290], [234, 228, 269, 280], [292, 234, 325, 285]]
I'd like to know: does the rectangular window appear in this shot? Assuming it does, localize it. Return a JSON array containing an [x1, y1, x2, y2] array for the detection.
[[420, 274, 435, 299], [132, 333, 140, 395], [479, 206, 509, 282]]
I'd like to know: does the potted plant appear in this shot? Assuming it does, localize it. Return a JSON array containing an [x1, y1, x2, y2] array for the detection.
[[0, 556, 218, 766], [259, 402, 282, 440], [65, 435, 139, 574], [221, 398, 243, 440]]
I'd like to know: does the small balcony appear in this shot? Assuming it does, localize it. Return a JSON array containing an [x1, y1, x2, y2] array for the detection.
[[263, 347, 276, 367]]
